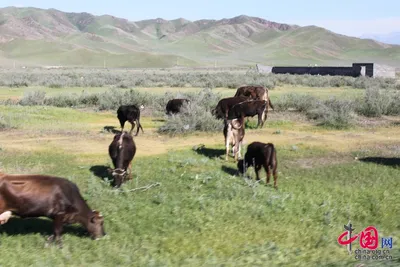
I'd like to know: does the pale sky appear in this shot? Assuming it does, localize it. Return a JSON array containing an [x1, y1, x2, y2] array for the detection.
[[1, 0, 399, 37]]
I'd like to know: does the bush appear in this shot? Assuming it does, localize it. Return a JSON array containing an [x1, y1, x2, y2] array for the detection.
[[307, 98, 355, 129], [355, 87, 400, 117], [158, 102, 223, 136], [274, 93, 321, 112], [0, 115, 16, 130], [0, 68, 397, 89], [19, 90, 46, 106], [158, 88, 223, 135]]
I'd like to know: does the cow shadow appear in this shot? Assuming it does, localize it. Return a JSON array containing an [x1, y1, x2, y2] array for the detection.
[[89, 165, 113, 183], [0, 217, 87, 238], [359, 157, 400, 168], [103, 126, 120, 134], [221, 165, 238, 176], [194, 147, 225, 159]]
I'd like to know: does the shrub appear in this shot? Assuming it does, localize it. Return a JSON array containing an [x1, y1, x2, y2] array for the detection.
[[307, 98, 355, 129], [0, 115, 17, 130], [158, 102, 223, 135], [274, 93, 321, 112], [355, 87, 398, 117], [1, 68, 397, 89], [158, 88, 223, 135], [19, 90, 46, 106]]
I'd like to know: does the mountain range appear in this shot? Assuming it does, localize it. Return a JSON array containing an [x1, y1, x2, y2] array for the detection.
[[1, 6, 400, 68]]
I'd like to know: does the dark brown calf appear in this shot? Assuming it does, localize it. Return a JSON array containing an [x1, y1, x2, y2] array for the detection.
[[212, 96, 249, 120], [117, 104, 144, 136], [0, 173, 106, 246], [108, 131, 136, 188], [237, 142, 278, 189], [166, 98, 191, 115], [227, 100, 269, 128]]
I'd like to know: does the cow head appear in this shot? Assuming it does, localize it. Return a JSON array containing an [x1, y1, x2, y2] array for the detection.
[[107, 168, 127, 188], [237, 159, 249, 175], [87, 210, 106, 240], [230, 118, 243, 130]]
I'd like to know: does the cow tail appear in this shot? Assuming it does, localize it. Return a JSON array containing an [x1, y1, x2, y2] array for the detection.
[[265, 143, 275, 169], [268, 97, 274, 110]]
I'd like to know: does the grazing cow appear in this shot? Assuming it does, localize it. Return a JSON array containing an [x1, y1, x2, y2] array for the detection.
[[223, 118, 245, 161], [237, 142, 278, 189], [227, 100, 269, 128], [0, 173, 106, 246], [234, 85, 274, 110], [108, 131, 136, 188], [212, 96, 249, 120], [117, 104, 144, 136], [166, 98, 191, 115]]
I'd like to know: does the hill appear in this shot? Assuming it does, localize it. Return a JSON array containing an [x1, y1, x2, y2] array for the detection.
[[1, 6, 400, 68], [361, 32, 400, 45]]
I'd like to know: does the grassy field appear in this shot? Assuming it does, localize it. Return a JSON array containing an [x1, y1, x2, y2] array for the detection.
[[0, 83, 400, 266]]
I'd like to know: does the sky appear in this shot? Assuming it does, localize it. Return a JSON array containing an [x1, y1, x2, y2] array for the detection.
[[1, 0, 400, 37]]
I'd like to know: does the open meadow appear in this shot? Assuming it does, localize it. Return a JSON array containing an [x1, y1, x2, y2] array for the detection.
[[0, 69, 400, 267]]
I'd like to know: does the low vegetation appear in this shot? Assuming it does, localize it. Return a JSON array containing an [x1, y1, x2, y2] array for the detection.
[[0, 68, 399, 90], [2, 83, 397, 133]]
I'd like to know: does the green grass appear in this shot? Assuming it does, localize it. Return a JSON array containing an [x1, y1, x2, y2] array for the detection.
[[1, 140, 399, 266], [0, 101, 399, 266]]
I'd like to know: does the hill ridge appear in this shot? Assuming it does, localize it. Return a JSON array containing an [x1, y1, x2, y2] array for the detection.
[[0, 6, 399, 68]]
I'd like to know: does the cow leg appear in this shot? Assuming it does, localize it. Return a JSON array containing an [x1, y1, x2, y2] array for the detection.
[[225, 139, 230, 161], [47, 215, 64, 248], [257, 112, 263, 128], [129, 122, 136, 135], [255, 165, 261, 181], [273, 165, 278, 190], [138, 120, 144, 134], [264, 162, 271, 185], [128, 162, 132, 181], [0, 211, 12, 225], [120, 120, 125, 133]]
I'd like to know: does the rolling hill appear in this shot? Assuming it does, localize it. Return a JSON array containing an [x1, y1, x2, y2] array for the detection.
[[361, 32, 400, 45], [1, 6, 400, 68]]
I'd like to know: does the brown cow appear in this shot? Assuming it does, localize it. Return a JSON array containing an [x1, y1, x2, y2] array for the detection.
[[223, 118, 245, 161], [108, 131, 136, 188], [0, 173, 106, 246], [227, 100, 269, 128], [237, 142, 278, 189], [212, 96, 249, 120], [234, 85, 274, 110]]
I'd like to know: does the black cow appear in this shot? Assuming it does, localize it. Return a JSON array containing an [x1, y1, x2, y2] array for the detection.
[[108, 131, 136, 188], [166, 98, 191, 115], [0, 173, 106, 247], [237, 142, 278, 189], [117, 105, 144, 136], [212, 96, 249, 120], [227, 100, 269, 128]]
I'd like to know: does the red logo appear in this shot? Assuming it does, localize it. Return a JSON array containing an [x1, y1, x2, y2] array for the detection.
[[338, 225, 379, 250]]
